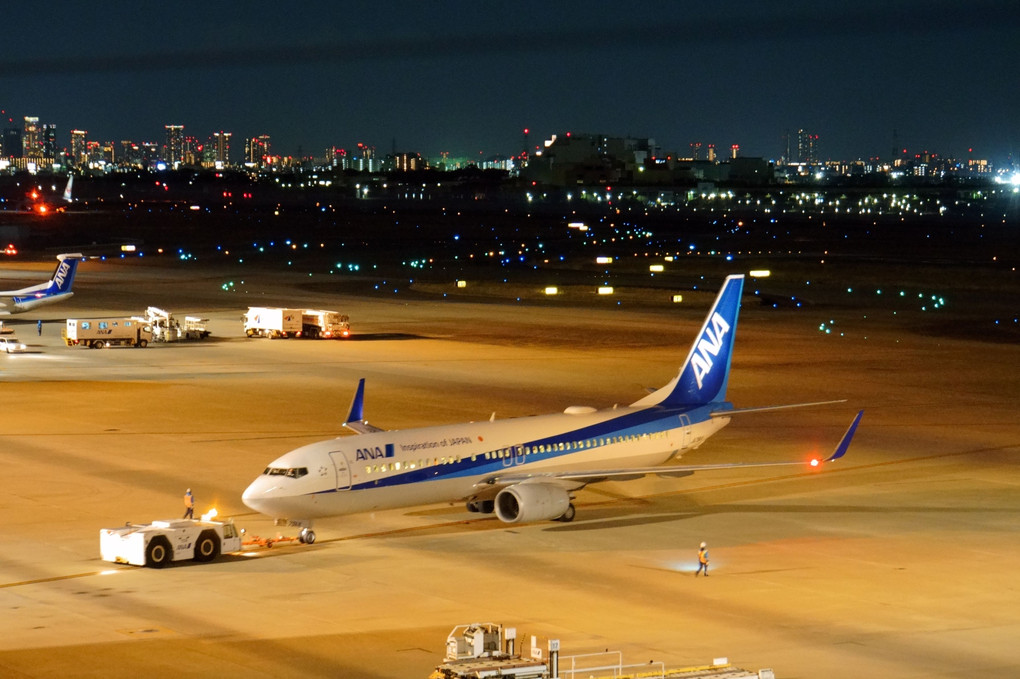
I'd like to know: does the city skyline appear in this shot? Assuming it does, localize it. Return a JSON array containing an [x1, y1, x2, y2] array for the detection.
[[1, 109, 1011, 173], [1, 1, 1017, 164]]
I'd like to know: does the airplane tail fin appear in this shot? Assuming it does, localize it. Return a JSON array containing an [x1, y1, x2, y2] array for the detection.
[[62, 174, 74, 203], [343, 378, 384, 434], [46, 253, 82, 295], [631, 274, 744, 408]]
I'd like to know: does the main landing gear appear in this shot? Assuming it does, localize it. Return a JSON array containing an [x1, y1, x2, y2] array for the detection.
[[555, 503, 576, 522]]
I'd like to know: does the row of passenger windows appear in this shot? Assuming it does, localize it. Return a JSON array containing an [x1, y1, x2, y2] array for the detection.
[[363, 430, 667, 475], [263, 466, 308, 478]]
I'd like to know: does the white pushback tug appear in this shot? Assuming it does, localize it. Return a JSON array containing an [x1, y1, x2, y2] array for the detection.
[[100, 510, 242, 568]]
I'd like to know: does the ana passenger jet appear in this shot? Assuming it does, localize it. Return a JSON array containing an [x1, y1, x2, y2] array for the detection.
[[0, 253, 84, 315], [242, 274, 863, 543]]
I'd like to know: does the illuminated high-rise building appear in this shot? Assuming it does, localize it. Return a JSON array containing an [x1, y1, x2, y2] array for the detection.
[[182, 136, 200, 166], [23, 116, 40, 157], [212, 131, 231, 165], [244, 134, 270, 167], [392, 152, 424, 171], [164, 125, 184, 165], [354, 143, 375, 171], [101, 141, 116, 164], [70, 130, 88, 167], [85, 140, 101, 165], [42, 123, 57, 159], [140, 142, 159, 168], [120, 140, 140, 167], [796, 129, 820, 163]]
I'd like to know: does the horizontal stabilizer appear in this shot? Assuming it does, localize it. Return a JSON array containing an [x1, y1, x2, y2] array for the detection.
[[711, 399, 847, 417]]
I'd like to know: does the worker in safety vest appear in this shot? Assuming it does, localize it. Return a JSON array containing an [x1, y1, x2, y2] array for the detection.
[[696, 542, 709, 576], [183, 488, 194, 519]]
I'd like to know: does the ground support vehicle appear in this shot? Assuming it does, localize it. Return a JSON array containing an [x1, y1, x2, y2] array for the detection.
[[138, 306, 210, 342], [302, 308, 351, 338], [430, 623, 771, 679], [0, 336, 27, 353], [100, 517, 243, 568], [64, 318, 152, 348], [242, 307, 303, 338]]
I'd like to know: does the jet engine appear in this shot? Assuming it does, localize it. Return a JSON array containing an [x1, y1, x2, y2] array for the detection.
[[494, 483, 571, 523]]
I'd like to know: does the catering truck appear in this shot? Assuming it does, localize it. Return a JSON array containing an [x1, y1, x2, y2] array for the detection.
[[64, 317, 153, 348], [302, 309, 351, 338], [243, 307, 351, 339], [100, 515, 243, 568], [242, 307, 303, 338]]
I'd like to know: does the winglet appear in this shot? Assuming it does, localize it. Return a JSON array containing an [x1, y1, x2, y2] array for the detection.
[[822, 410, 864, 463], [343, 378, 383, 434]]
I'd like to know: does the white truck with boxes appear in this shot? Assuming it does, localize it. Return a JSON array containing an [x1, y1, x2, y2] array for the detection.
[[242, 307, 303, 338], [64, 317, 153, 348], [243, 307, 350, 339], [301, 309, 351, 338], [100, 515, 243, 568]]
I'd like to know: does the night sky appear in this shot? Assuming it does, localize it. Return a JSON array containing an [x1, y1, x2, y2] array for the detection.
[[2, 1, 1017, 163]]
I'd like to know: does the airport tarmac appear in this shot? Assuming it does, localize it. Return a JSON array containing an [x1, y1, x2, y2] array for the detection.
[[1, 257, 1018, 678]]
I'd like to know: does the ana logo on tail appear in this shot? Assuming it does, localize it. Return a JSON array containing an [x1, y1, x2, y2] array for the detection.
[[692, 312, 732, 389], [52, 259, 73, 290]]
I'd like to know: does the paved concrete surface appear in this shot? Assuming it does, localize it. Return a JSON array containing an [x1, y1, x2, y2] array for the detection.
[[1, 257, 1018, 678]]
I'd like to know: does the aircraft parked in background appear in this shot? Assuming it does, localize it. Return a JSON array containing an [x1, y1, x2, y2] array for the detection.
[[0, 253, 84, 315]]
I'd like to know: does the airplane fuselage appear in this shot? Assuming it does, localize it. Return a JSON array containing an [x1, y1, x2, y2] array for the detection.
[[241, 403, 730, 522]]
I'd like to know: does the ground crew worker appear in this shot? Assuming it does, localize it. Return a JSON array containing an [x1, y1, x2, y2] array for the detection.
[[183, 488, 194, 519], [696, 542, 709, 576]]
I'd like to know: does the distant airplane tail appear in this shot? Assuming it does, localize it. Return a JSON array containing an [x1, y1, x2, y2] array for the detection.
[[631, 274, 744, 408], [46, 253, 81, 295], [62, 174, 74, 203]]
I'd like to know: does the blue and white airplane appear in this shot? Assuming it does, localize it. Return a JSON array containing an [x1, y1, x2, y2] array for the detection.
[[242, 274, 863, 543], [0, 253, 84, 315]]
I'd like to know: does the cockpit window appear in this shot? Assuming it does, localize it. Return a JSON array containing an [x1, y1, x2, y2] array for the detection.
[[263, 466, 308, 478]]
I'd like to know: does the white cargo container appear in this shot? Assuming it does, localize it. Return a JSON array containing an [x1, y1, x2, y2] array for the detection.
[[242, 307, 303, 338], [100, 516, 243, 568], [64, 317, 153, 348]]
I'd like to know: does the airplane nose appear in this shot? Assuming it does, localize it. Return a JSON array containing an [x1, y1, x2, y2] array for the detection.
[[241, 476, 279, 512]]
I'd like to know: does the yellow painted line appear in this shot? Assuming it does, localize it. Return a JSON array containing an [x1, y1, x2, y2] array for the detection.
[[0, 568, 125, 589]]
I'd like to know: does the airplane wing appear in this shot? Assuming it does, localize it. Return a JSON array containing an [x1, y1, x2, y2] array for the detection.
[[473, 410, 863, 492]]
